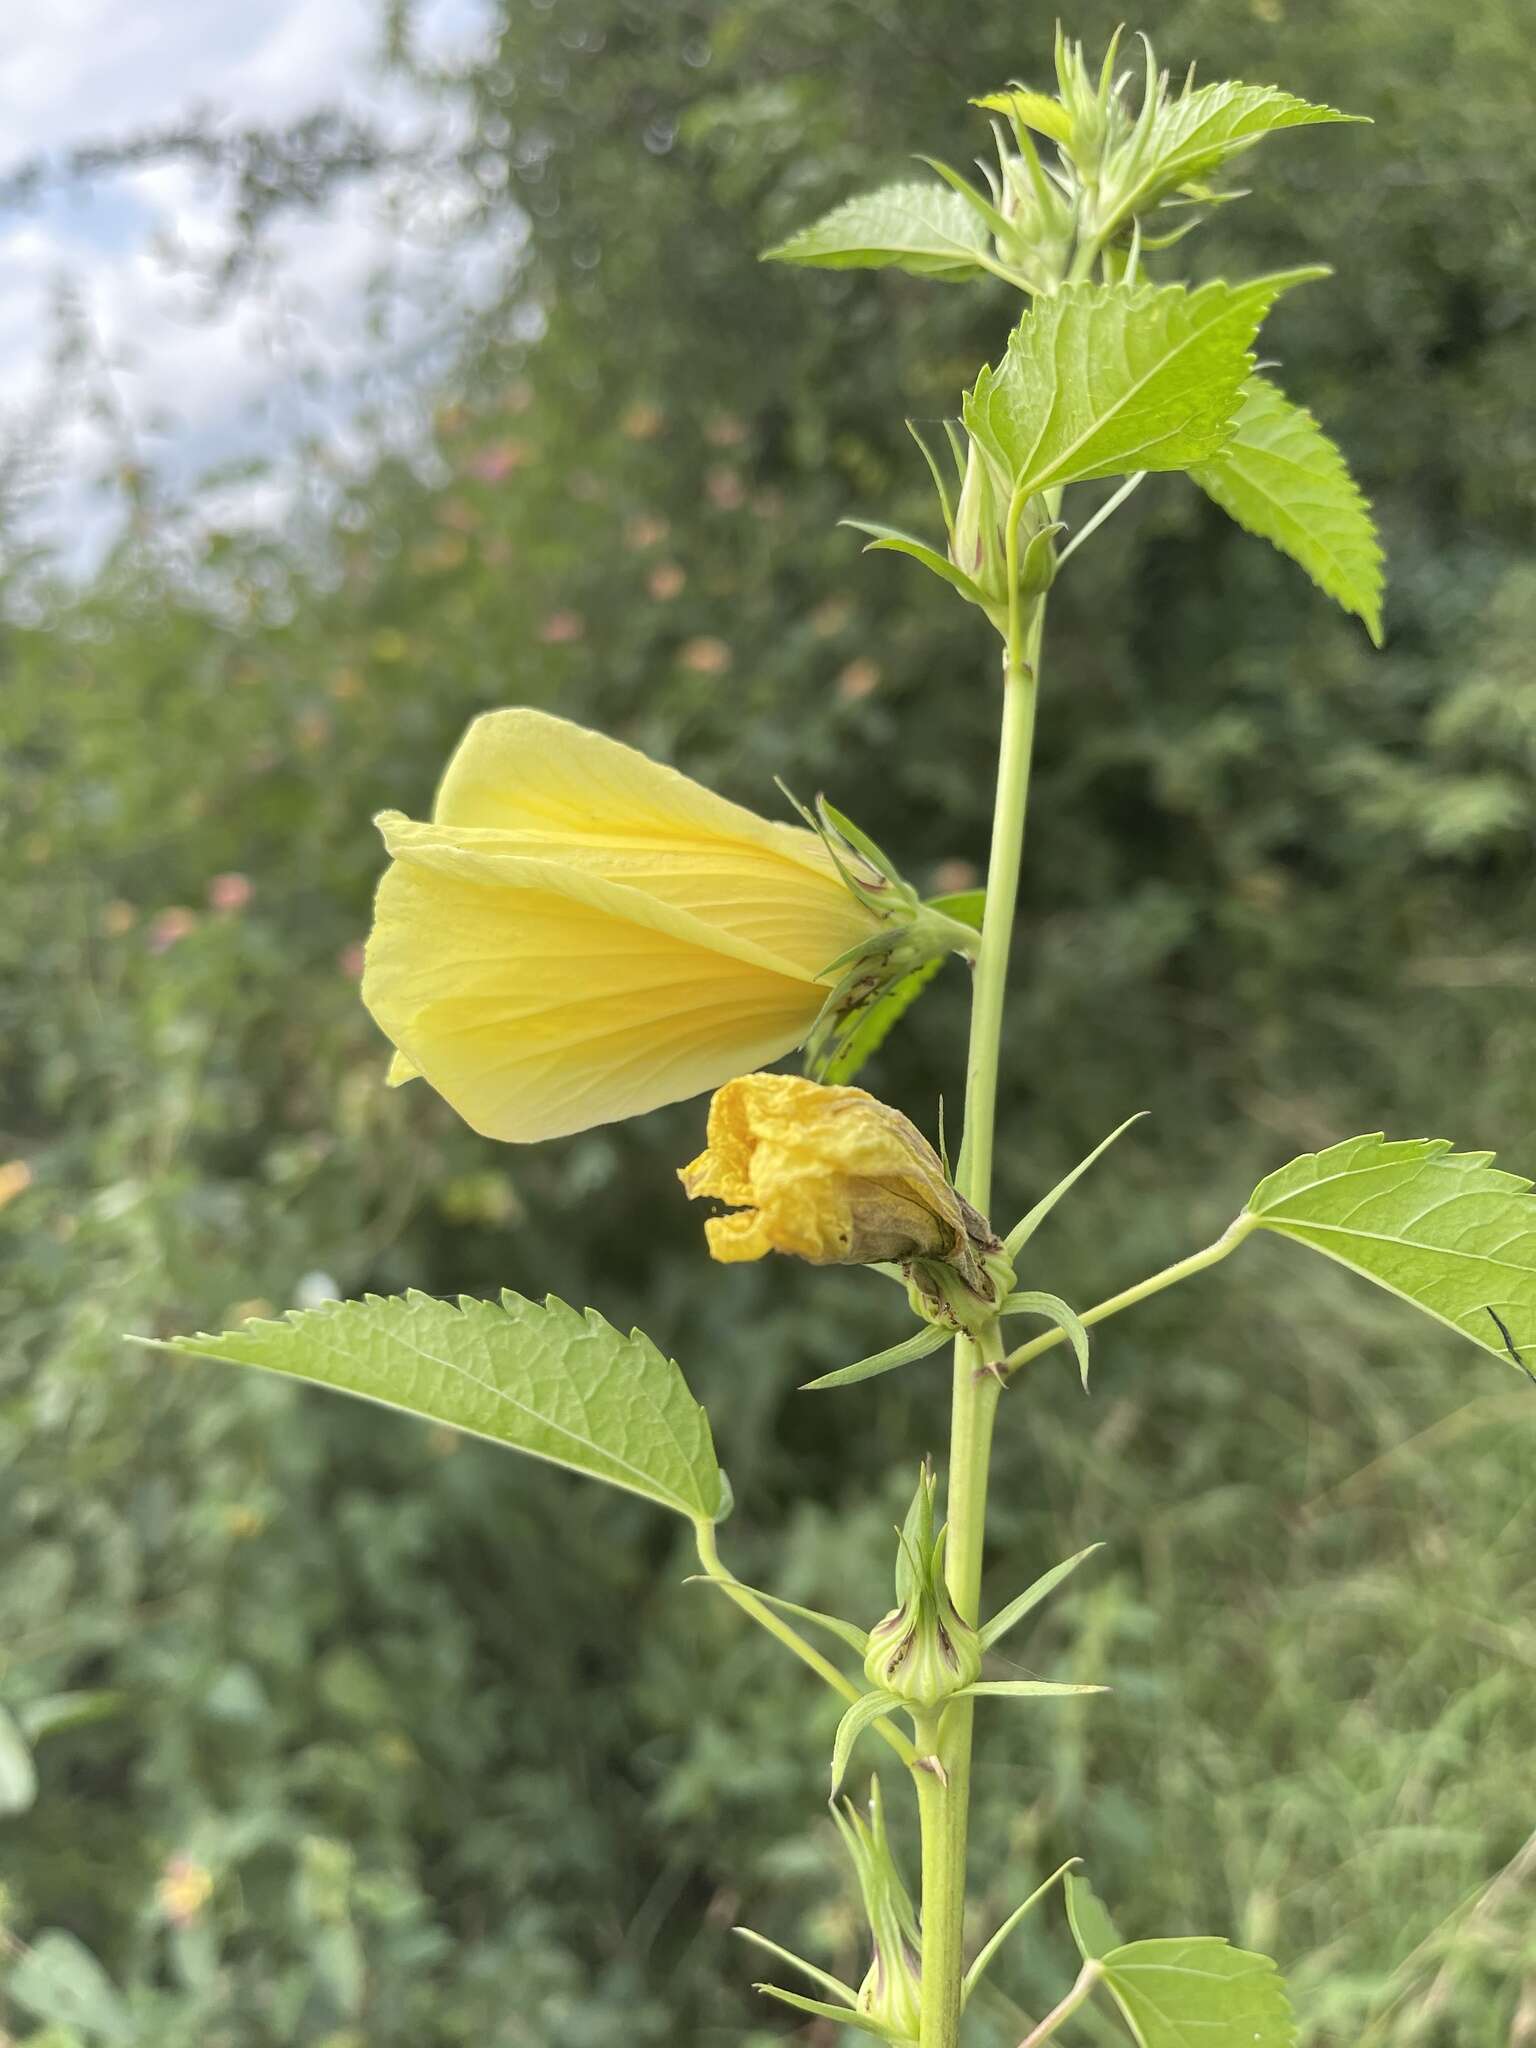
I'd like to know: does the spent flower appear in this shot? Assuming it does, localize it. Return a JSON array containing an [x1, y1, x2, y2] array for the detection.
[[679, 1075, 1010, 1322]]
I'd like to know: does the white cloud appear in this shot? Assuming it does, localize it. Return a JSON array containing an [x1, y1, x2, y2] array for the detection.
[[0, 0, 509, 574]]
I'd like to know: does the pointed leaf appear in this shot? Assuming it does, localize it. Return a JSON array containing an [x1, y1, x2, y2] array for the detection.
[[802, 1323, 950, 1392], [927, 887, 986, 932], [1100, 1936, 1297, 2048], [971, 86, 1075, 147], [980, 1543, 1104, 1651], [734, 1927, 860, 2008], [763, 180, 993, 280], [1242, 1135, 1536, 1374], [690, 1577, 869, 1654], [832, 1691, 904, 1795], [1118, 80, 1365, 220], [964, 272, 1324, 501], [140, 1290, 726, 1522], [998, 1290, 1091, 1387], [1065, 1872, 1124, 1961], [1005, 1112, 1148, 1255], [962, 1858, 1081, 2007], [1191, 375, 1383, 643], [915, 155, 1013, 243], [754, 1982, 903, 2038], [961, 1680, 1108, 1699], [841, 519, 991, 606]]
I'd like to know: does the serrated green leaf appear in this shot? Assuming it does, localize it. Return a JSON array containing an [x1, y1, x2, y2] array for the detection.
[[6, 1932, 133, 2042], [980, 1543, 1104, 1651], [831, 1691, 903, 1795], [998, 1290, 1091, 1387], [763, 180, 993, 279], [801, 1323, 950, 1392], [964, 273, 1323, 503], [1117, 80, 1365, 221], [1243, 1134, 1536, 1374], [141, 1290, 725, 1522], [0, 1703, 37, 1815], [1065, 1871, 1124, 1961], [1191, 375, 1383, 643], [1099, 1936, 1297, 2048]]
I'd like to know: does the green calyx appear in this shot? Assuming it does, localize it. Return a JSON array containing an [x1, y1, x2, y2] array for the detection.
[[863, 1464, 983, 1710], [784, 788, 982, 1084]]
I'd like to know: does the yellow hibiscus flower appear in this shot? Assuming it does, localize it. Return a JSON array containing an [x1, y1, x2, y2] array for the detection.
[[361, 709, 882, 1142]]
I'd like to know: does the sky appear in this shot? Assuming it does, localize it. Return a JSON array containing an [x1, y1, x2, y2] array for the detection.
[[0, 0, 512, 573]]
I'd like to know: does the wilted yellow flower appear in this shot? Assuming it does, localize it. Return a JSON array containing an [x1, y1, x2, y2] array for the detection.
[[679, 1074, 999, 1295], [362, 711, 881, 1142]]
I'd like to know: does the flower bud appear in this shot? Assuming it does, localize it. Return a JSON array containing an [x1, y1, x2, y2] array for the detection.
[[680, 1076, 1003, 1302], [863, 1464, 983, 1710], [949, 437, 1012, 614], [833, 1777, 923, 2045]]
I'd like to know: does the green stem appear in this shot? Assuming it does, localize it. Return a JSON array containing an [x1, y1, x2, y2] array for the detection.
[[693, 1520, 917, 1769], [920, 542, 1048, 2047], [1018, 1961, 1102, 2046], [1002, 1217, 1255, 1378]]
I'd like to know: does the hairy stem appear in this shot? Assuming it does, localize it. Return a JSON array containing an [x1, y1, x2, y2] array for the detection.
[[693, 1520, 916, 1768]]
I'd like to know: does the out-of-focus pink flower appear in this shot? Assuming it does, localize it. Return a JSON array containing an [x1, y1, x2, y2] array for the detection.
[[208, 873, 254, 914], [467, 441, 529, 484], [625, 514, 670, 550], [679, 636, 732, 675], [149, 908, 198, 953], [811, 597, 853, 637], [837, 659, 881, 703], [705, 467, 745, 511], [621, 402, 664, 440], [930, 858, 981, 896], [648, 563, 686, 600], [539, 611, 585, 645], [705, 414, 748, 448], [338, 942, 366, 980]]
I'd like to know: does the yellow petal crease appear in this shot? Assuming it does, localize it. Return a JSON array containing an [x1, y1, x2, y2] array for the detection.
[[431, 708, 875, 974], [679, 1074, 968, 1267], [360, 712, 883, 1143]]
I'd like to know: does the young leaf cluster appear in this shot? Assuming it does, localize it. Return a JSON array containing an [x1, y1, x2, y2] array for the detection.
[[768, 31, 1383, 644]]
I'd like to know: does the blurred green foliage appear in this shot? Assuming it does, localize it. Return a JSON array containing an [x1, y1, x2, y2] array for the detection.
[[3, 1, 1534, 2043]]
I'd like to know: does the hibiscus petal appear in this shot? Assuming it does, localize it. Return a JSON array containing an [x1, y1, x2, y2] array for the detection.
[[362, 838, 824, 1142], [427, 708, 876, 977]]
